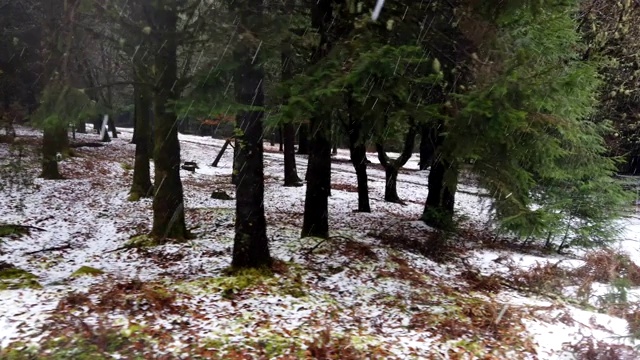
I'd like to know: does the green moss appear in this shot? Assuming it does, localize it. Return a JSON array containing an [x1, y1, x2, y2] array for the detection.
[[0, 267, 42, 290], [0, 224, 29, 238], [70, 266, 104, 278], [200, 332, 305, 358], [181, 265, 308, 299], [0, 325, 151, 359], [125, 234, 156, 248], [120, 162, 133, 171], [127, 192, 141, 202]]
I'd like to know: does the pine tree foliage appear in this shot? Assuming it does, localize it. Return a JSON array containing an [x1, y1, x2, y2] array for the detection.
[[31, 82, 96, 131], [444, 2, 631, 247]]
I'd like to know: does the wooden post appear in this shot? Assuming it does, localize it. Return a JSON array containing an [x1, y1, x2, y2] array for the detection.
[[211, 138, 231, 167]]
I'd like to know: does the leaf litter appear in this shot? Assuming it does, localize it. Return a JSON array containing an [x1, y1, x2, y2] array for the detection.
[[0, 125, 638, 358]]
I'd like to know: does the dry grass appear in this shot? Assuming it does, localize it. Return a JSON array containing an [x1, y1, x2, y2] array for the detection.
[[378, 254, 430, 287], [572, 250, 640, 286], [304, 327, 391, 359], [331, 183, 358, 193], [459, 269, 503, 293], [568, 337, 639, 360], [409, 297, 537, 356]]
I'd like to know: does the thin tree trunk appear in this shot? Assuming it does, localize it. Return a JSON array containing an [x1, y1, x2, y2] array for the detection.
[[283, 123, 302, 186], [211, 138, 230, 167], [351, 144, 371, 212], [281, 38, 302, 186], [278, 126, 284, 152], [149, 2, 188, 242], [129, 80, 153, 200], [345, 90, 370, 212], [231, 1, 271, 269]]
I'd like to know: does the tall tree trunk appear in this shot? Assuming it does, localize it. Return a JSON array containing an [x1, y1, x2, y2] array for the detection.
[[345, 91, 370, 212], [76, 120, 86, 133], [281, 37, 302, 187], [301, 0, 334, 239], [41, 124, 64, 179], [149, 2, 188, 242], [297, 123, 309, 154], [302, 116, 332, 238], [129, 80, 153, 200], [56, 123, 70, 156], [283, 123, 302, 186], [419, 125, 438, 170], [231, 2, 271, 269], [232, 138, 239, 185], [377, 123, 417, 204], [422, 158, 457, 228], [350, 144, 370, 212]]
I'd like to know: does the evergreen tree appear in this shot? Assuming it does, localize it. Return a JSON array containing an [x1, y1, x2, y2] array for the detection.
[[230, 0, 272, 269], [441, 1, 631, 248]]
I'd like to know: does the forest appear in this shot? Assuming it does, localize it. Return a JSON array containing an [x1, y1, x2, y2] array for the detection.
[[1, 0, 640, 358]]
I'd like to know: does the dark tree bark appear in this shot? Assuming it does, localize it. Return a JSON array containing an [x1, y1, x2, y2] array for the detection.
[[419, 125, 438, 170], [129, 80, 153, 200], [149, 2, 188, 242], [281, 37, 302, 187], [232, 138, 239, 185], [41, 124, 64, 179], [345, 91, 370, 212], [278, 126, 284, 152], [231, 2, 271, 269], [302, 116, 332, 238], [283, 123, 302, 186], [297, 123, 309, 154], [76, 121, 86, 133], [301, 0, 334, 238], [422, 157, 457, 228], [377, 123, 417, 204]]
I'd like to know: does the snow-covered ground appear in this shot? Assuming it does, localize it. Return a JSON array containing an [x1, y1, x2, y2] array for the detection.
[[0, 125, 638, 359]]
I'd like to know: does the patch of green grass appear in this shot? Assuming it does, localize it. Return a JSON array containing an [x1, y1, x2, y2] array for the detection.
[[70, 266, 104, 278], [0, 325, 150, 360], [180, 264, 308, 299], [124, 234, 156, 248], [0, 224, 29, 239], [0, 267, 41, 290], [120, 162, 133, 171]]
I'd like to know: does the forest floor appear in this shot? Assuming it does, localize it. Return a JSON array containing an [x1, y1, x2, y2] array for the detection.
[[0, 125, 639, 359]]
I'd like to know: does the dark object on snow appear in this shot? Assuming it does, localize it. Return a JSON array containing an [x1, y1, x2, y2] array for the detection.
[[211, 190, 233, 200], [181, 161, 199, 172], [70, 142, 105, 148], [211, 139, 231, 167]]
